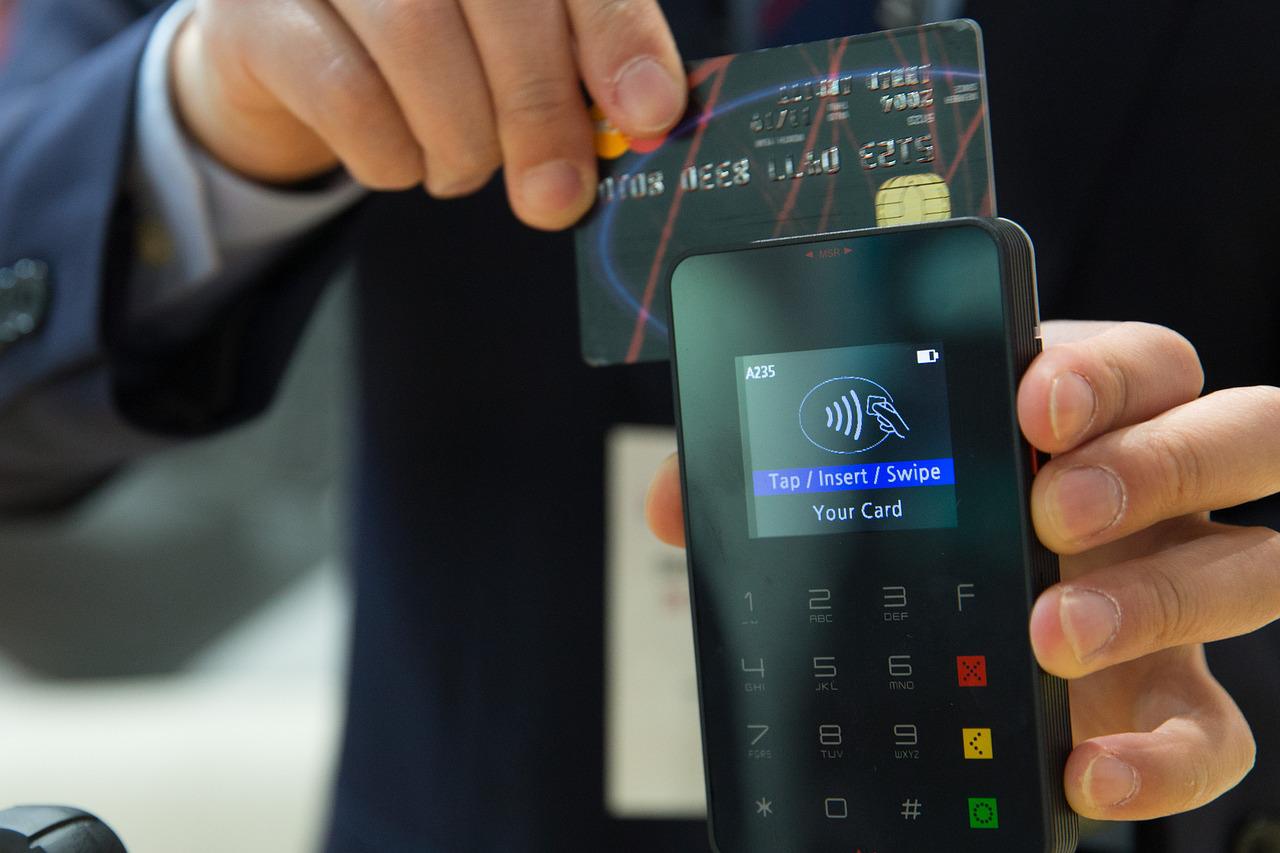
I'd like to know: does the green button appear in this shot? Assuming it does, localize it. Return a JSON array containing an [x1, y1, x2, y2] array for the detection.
[[968, 797, 999, 829]]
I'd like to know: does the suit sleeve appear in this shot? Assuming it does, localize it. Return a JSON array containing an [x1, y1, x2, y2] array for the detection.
[[0, 0, 359, 512]]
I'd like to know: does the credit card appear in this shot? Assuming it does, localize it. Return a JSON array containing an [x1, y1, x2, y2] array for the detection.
[[574, 20, 995, 366]]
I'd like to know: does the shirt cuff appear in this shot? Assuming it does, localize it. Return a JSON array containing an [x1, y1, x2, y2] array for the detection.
[[128, 0, 365, 342]]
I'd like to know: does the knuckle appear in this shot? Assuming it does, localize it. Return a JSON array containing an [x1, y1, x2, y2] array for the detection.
[[354, 159, 423, 191], [1132, 321, 1205, 394], [1175, 706, 1254, 812], [1095, 323, 1204, 425], [1141, 562, 1197, 649], [1173, 334, 1204, 388], [1164, 332, 1205, 397], [1145, 425, 1210, 514], [370, 0, 414, 23], [371, 0, 433, 28], [347, 146, 422, 189], [498, 75, 583, 132], [1097, 351, 1129, 432], [194, 1, 229, 44], [581, 0, 656, 45], [426, 150, 499, 197], [371, 0, 454, 51], [316, 53, 386, 124], [1158, 321, 1203, 361], [436, 137, 502, 181], [349, 158, 423, 192], [345, 139, 424, 191], [199, 0, 237, 26], [196, 3, 252, 73], [582, 0, 636, 28], [314, 59, 422, 187]]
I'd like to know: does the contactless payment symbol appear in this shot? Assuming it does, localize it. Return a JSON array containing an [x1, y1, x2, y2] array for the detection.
[[956, 655, 988, 687], [968, 797, 999, 829], [799, 376, 910, 455], [962, 728, 993, 760]]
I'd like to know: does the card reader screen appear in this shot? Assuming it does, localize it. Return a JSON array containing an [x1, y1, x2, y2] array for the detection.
[[736, 341, 957, 538]]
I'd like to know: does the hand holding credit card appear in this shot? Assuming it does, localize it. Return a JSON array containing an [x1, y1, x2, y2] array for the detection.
[[574, 21, 994, 366], [169, 0, 689, 230]]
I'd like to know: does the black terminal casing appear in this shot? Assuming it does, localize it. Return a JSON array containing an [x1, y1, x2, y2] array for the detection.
[[668, 218, 1077, 853]]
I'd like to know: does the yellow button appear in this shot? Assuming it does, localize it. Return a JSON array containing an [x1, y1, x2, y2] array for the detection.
[[963, 728, 993, 760]]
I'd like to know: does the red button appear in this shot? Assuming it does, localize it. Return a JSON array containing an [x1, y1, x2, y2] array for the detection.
[[956, 655, 987, 687]]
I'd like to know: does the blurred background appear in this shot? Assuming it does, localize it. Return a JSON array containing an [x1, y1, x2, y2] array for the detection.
[[0, 5, 351, 849], [0, 272, 355, 853]]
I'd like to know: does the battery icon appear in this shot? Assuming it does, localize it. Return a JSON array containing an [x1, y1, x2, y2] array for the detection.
[[917, 349, 940, 364]]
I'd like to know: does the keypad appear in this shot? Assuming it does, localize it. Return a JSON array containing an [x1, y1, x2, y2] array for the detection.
[[701, 569, 1042, 853]]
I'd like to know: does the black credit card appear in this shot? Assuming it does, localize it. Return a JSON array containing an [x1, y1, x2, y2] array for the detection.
[[575, 20, 994, 366]]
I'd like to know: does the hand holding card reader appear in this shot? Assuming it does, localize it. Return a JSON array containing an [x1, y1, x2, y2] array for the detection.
[[668, 219, 1077, 852]]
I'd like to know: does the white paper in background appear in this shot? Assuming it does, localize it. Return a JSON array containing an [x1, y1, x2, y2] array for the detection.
[[605, 425, 707, 819]]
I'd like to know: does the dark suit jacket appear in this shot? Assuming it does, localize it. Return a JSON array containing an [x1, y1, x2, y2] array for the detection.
[[0, 1, 1275, 851]]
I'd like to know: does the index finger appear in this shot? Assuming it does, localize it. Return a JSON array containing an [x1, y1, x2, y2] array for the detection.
[[1017, 321, 1204, 455]]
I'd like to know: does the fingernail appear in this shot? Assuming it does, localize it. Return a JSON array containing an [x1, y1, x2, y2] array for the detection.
[[1046, 466, 1124, 541], [1049, 371, 1096, 443], [520, 160, 586, 215], [614, 56, 683, 135], [1059, 588, 1121, 662], [1084, 753, 1139, 807]]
